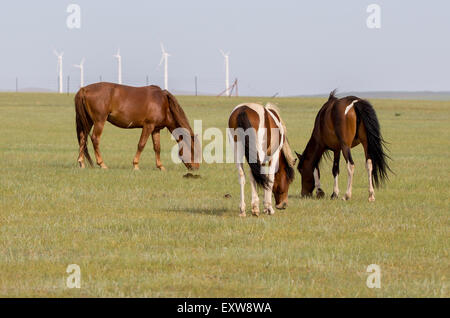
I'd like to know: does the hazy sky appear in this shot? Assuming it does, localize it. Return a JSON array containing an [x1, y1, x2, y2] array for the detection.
[[0, 0, 449, 95]]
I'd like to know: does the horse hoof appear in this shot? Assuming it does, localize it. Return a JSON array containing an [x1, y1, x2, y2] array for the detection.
[[342, 194, 351, 201], [276, 202, 287, 210], [101, 165, 108, 169], [251, 205, 260, 216], [264, 207, 275, 215], [78, 162, 85, 169], [239, 212, 246, 218], [331, 192, 338, 199], [316, 189, 325, 199], [158, 166, 166, 171], [133, 166, 140, 171], [368, 196, 375, 202]]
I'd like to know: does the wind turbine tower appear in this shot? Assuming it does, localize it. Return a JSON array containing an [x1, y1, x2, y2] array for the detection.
[[73, 58, 85, 88], [220, 50, 230, 96], [159, 43, 170, 90], [113, 49, 122, 84], [54, 50, 64, 93]]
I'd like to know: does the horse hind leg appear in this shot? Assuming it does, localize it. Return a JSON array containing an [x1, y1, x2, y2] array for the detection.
[[77, 121, 92, 168], [263, 174, 275, 215], [91, 121, 108, 169], [331, 150, 340, 199], [361, 137, 375, 202], [133, 125, 152, 170], [151, 129, 165, 171], [236, 162, 246, 217], [341, 145, 355, 201]]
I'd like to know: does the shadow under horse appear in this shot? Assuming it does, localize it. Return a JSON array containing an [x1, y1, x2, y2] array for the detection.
[[74, 82, 200, 170]]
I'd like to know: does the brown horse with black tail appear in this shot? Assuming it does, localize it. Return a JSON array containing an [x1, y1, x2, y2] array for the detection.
[[75, 82, 200, 170], [295, 90, 391, 202]]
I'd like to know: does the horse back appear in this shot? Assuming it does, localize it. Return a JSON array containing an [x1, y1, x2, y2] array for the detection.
[[81, 82, 168, 128]]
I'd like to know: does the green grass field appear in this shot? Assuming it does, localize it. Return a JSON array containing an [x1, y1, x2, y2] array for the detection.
[[0, 92, 448, 297]]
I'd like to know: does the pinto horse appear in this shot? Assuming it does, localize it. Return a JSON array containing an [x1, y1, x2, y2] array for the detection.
[[75, 82, 200, 170], [228, 103, 296, 216], [295, 90, 391, 202]]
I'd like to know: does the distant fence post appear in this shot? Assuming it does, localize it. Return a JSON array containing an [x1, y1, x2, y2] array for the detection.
[[195, 76, 198, 96]]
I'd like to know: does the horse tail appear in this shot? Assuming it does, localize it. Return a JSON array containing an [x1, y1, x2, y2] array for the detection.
[[236, 110, 269, 189], [355, 99, 392, 187], [75, 88, 93, 166], [164, 90, 193, 134]]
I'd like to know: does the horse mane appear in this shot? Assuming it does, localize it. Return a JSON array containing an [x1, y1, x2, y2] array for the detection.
[[164, 90, 194, 135], [328, 89, 338, 101], [164, 90, 201, 161], [265, 103, 296, 170]]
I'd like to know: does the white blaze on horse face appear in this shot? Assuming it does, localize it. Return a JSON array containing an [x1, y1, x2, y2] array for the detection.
[[344, 100, 358, 115], [313, 168, 321, 189]]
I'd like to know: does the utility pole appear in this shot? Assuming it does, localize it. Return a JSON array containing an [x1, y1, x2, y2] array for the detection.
[[195, 76, 198, 96], [15, 77, 18, 93], [67, 76, 70, 95], [146, 75, 149, 86]]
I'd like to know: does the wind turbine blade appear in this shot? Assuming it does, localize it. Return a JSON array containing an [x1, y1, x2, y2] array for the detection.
[[160, 43, 166, 54]]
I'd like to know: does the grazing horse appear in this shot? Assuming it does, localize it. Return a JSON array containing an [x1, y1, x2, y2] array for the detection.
[[295, 90, 391, 202], [75, 82, 200, 170], [228, 103, 296, 216]]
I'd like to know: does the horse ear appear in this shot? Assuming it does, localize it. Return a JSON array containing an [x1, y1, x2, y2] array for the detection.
[[295, 151, 302, 160]]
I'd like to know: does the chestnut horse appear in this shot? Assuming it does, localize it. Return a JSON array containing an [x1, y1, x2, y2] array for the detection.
[[228, 103, 296, 216], [75, 82, 200, 170], [295, 90, 391, 201]]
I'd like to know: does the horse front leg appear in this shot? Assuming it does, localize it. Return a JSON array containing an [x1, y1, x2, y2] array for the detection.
[[133, 125, 152, 170], [151, 129, 165, 171], [91, 121, 108, 169], [236, 162, 246, 217], [263, 173, 275, 215], [313, 167, 325, 199], [248, 172, 260, 216]]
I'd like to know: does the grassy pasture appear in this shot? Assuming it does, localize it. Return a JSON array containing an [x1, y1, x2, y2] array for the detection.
[[0, 92, 448, 297]]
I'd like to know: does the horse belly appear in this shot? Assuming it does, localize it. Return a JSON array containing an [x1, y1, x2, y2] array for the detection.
[[107, 112, 143, 129]]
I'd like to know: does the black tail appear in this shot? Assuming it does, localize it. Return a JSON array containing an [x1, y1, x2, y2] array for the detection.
[[236, 111, 269, 189], [355, 100, 392, 187], [75, 88, 93, 166]]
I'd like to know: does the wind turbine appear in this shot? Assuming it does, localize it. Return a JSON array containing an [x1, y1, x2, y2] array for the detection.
[[53, 50, 64, 93], [73, 58, 85, 88], [113, 49, 122, 84], [159, 43, 170, 90], [220, 50, 230, 96]]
